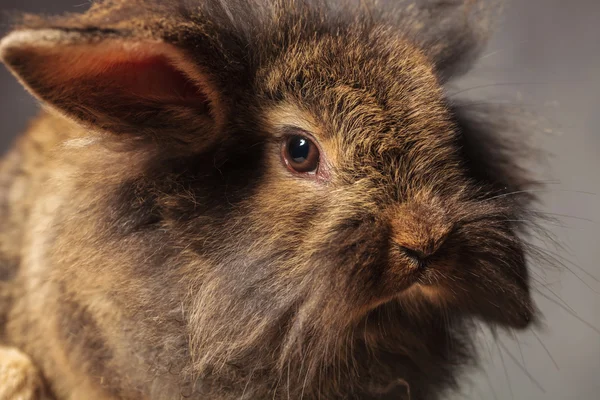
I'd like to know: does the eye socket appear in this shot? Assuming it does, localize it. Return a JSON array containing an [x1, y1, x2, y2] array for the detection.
[[281, 134, 320, 174]]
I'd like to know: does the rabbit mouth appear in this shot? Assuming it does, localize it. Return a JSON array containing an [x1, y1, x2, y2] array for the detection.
[[354, 263, 433, 316], [385, 243, 449, 293]]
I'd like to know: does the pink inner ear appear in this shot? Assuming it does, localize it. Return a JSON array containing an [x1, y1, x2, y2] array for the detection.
[[99, 54, 209, 107], [33, 40, 213, 108], [2, 33, 221, 133]]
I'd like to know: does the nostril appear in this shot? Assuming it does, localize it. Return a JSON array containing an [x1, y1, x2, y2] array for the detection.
[[392, 227, 452, 264], [397, 245, 428, 268]]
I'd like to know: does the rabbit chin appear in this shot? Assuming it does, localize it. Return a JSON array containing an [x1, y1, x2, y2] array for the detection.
[[353, 274, 447, 320], [401, 283, 448, 305]]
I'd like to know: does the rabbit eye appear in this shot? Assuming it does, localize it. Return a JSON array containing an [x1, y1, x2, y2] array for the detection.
[[282, 134, 320, 174]]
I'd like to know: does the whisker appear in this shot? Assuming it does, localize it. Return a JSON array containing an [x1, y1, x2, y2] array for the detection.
[[513, 335, 527, 368], [495, 340, 515, 400], [477, 324, 497, 361], [533, 285, 577, 315], [523, 180, 563, 186], [481, 366, 500, 400], [450, 99, 526, 108], [531, 330, 560, 371], [535, 290, 600, 336], [532, 210, 598, 224], [476, 40, 532, 60], [487, 189, 597, 201], [498, 339, 546, 393], [528, 242, 600, 284], [448, 82, 551, 98]]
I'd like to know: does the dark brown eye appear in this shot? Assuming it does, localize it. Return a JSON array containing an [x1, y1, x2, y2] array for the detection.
[[282, 135, 320, 174]]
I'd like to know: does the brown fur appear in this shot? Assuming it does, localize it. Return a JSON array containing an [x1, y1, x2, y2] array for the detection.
[[0, 1, 537, 399]]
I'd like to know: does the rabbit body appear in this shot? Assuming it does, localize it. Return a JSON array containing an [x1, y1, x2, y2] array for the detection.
[[0, 1, 536, 399]]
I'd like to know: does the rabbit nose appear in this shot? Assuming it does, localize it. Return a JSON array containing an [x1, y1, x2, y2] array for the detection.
[[389, 201, 452, 265], [396, 245, 429, 266]]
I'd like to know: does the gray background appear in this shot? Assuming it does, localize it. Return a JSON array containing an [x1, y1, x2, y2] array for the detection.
[[0, 1, 598, 399]]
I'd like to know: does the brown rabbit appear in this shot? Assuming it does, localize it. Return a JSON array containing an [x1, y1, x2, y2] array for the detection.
[[0, 1, 538, 399]]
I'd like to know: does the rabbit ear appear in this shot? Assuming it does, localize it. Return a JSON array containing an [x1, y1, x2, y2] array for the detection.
[[0, 28, 226, 149], [402, 0, 500, 81]]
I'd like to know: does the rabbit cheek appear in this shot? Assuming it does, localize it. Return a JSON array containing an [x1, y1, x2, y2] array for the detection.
[[54, 292, 120, 397], [455, 236, 534, 328], [402, 220, 534, 329], [311, 217, 402, 312]]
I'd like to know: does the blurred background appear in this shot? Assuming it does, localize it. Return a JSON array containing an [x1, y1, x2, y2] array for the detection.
[[0, 1, 598, 399]]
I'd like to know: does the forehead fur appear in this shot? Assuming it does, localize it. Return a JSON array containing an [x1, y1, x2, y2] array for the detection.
[[15, 0, 496, 82]]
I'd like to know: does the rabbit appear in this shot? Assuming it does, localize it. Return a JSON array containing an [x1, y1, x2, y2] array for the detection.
[[0, 1, 540, 399]]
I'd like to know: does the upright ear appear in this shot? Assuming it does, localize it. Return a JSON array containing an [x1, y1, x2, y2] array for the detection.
[[402, 0, 500, 81], [0, 28, 225, 149]]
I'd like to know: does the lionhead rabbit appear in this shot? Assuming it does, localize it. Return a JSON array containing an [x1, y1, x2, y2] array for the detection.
[[0, 1, 538, 399]]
